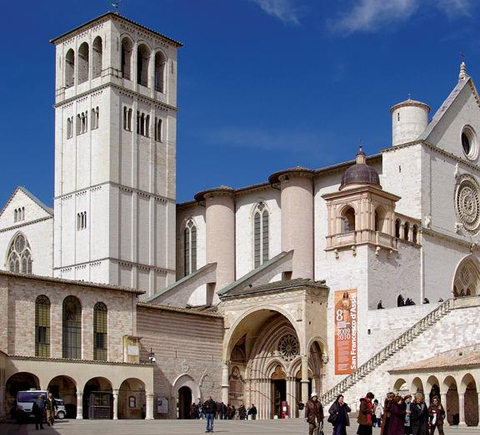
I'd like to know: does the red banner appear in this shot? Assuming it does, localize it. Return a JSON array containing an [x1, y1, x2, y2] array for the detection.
[[334, 289, 357, 375]]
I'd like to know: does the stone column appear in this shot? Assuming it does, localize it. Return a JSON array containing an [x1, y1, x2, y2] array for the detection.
[[0, 386, 5, 419], [440, 392, 448, 425], [274, 169, 314, 280], [76, 391, 83, 419], [301, 355, 309, 406], [459, 392, 466, 426], [221, 361, 230, 404], [145, 394, 154, 420], [113, 389, 119, 420]]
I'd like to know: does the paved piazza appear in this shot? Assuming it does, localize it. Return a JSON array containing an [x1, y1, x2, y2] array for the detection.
[[1, 420, 479, 435]]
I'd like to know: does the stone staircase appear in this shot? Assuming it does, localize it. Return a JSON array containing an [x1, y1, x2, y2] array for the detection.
[[320, 298, 455, 405]]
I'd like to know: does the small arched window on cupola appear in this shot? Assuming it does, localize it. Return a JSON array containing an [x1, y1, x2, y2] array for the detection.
[[77, 42, 89, 84], [65, 49, 75, 88], [184, 219, 197, 276], [404, 221, 410, 242], [395, 218, 401, 238], [92, 36, 103, 79], [341, 207, 356, 233], [253, 202, 269, 268], [412, 225, 418, 244]]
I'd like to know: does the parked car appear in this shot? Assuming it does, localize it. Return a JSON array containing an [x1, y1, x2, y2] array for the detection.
[[54, 398, 66, 420], [16, 390, 47, 422]]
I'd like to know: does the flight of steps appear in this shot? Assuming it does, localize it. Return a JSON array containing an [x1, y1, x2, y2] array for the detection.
[[321, 298, 455, 405]]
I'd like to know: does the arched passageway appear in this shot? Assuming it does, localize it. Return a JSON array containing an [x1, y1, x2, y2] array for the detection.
[[83, 377, 112, 419], [48, 375, 77, 419], [5, 372, 39, 418], [118, 378, 146, 419]]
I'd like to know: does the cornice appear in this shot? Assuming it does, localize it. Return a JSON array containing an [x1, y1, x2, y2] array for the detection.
[[9, 354, 152, 367], [0, 216, 53, 234], [55, 82, 178, 113], [421, 227, 477, 250]]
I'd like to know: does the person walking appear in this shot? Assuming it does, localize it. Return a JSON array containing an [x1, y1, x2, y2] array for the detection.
[[428, 396, 445, 435], [45, 392, 57, 426], [203, 395, 216, 433], [388, 396, 406, 435], [404, 395, 412, 435], [248, 404, 257, 420], [357, 392, 374, 435], [32, 394, 45, 430], [328, 394, 351, 435], [410, 393, 429, 435], [306, 392, 324, 435], [374, 399, 383, 428]]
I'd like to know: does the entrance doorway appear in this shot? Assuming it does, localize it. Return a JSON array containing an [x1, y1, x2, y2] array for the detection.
[[178, 386, 192, 419], [271, 380, 286, 418]]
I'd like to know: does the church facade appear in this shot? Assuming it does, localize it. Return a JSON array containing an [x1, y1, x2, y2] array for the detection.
[[1, 12, 480, 424]]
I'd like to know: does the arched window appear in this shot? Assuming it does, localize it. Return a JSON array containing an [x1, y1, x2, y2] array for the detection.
[[65, 49, 75, 88], [404, 221, 410, 241], [92, 36, 103, 79], [62, 296, 82, 359], [121, 37, 133, 80], [154, 51, 166, 92], [253, 202, 269, 268], [395, 219, 401, 238], [7, 233, 33, 274], [145, 115, 150, 137], [412, 225, 418, 244], [94, 302, 107, 361], [155, 117, 163, 142], [184, 219, 197, 275], [35, 296, 50, 357], [137, 44, 150, 87], [78, 42, 89, 84], [342, 207, 356, 232]]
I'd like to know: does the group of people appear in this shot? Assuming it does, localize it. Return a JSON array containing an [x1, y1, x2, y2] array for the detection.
[[195, 396, 258, 433], [305, 391, 445, 435], [32, 392, 57, 430]]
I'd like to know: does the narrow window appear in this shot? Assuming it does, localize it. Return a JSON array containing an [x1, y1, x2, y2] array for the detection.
[[62, 296, 82, 359], [92, 36, 103, 79], [121, 38, 133, 80], [137, 44, 150, 87], [145, 115, 150, 137], [137, 111, 140, 134], [77, 42, 89, 84], [76, 114, 81, 136], [155, 118, 163, 142], [140, 113, 145, 136], [404, 221, 410, 242], [154, 51, 166, 92], [253, 203, 269, 268], [123, 107, 127, 130], [14, 209, 18, 223], [395, 219, 401, 238], [91, 109, 96, 129], [412, 225, 418, 244], [93, 302, 107, 361], [35, 296, 51, 357], [128, 109, 132, 131], [342, 207, 356, 232], [184, 220, 197, 275], [65, 49, 75, 88]]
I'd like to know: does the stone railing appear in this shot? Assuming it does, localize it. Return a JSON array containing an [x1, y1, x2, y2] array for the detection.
[[321, 298, 455, 405]]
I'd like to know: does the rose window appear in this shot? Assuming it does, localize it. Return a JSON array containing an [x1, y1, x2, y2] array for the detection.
[[278, 334, 299, 361], [455, 177, 480, 233]]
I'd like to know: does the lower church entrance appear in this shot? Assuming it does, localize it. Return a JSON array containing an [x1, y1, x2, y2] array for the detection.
[[271, 379, 286, 418]]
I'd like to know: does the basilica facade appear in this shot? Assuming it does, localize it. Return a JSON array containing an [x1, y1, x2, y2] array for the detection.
[[0, 12, 480, 424]]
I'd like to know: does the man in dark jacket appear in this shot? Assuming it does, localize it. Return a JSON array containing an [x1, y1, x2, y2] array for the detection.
[[410, 392, 429, 435], [305, 392, 324, 435], [32, 394, 45, 430], [203, 395, 216, 433]]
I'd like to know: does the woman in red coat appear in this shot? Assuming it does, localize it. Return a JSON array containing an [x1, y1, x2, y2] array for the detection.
[[357, 392, 374, 435]]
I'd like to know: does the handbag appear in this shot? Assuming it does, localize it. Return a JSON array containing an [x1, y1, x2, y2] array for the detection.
[[328, 413, 338, 424]]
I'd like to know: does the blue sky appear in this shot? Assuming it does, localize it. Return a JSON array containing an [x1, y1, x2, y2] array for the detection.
[[1, 0, 479, 206]]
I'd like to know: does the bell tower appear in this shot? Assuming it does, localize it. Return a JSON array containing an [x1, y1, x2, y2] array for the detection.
[[51, 13, 182, 297]]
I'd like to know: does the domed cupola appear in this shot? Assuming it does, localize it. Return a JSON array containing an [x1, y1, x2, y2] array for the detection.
[[340, 147, 381, 190]]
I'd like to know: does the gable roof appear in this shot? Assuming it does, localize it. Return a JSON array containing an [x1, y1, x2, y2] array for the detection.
[[0, 186, 53, 219], [418, 74, 479, 142]]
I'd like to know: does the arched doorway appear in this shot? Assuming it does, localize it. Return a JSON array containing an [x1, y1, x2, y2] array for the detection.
[[48, 375, 77, 419], [453, 257, 480, 297], [393, 378, 408, 394], [271, 365, 287, 419], [444, 376, 459, 425], [5, 372, 39, 418], [83, 377, 112, 419], [118, 378, 146, 419], [178, 386, 192, 419], [462, 374, 478, 426], [426, 375, 440, 406]]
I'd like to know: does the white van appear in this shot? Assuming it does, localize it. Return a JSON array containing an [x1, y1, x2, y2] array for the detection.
[[16, 390, 47, 421]]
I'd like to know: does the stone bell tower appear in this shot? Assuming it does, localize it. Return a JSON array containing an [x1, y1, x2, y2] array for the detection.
[[51, 13, 182, 297]]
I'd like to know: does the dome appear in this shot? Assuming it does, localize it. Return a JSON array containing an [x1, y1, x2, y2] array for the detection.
[[340, 147, 381, 190]]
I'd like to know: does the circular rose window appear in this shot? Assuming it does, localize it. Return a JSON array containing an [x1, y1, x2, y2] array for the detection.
[[278, 334, 299, 361], [455, 176, 480, 233]]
